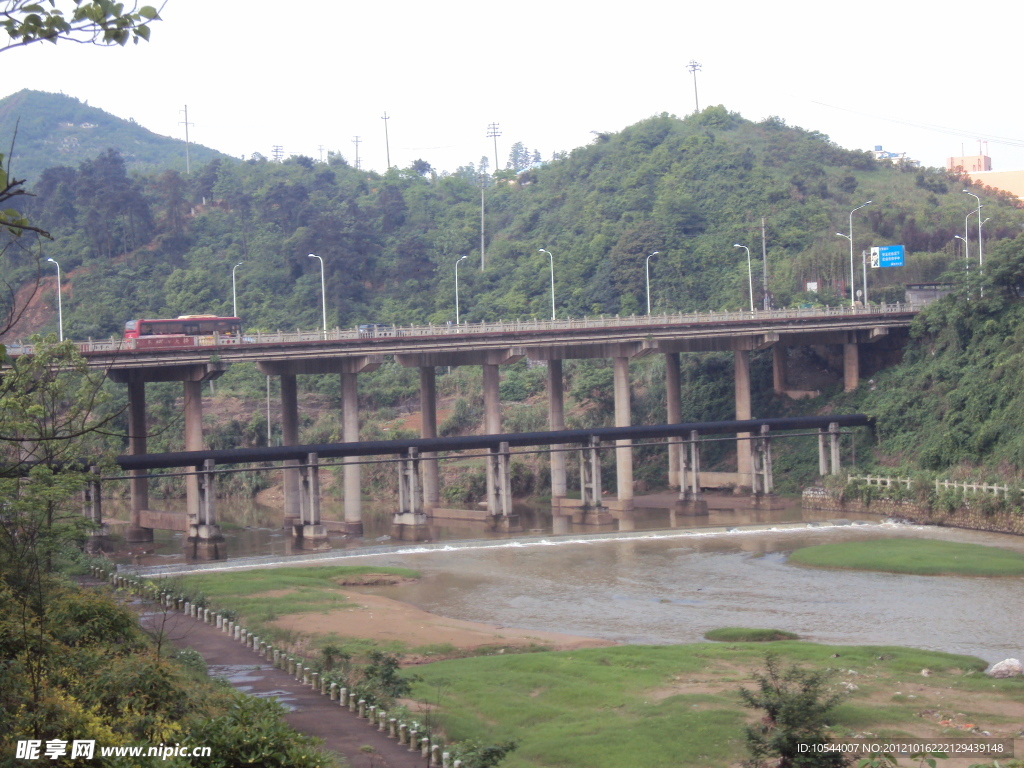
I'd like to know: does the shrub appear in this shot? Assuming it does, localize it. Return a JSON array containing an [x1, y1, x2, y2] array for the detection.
[[739, 653, 850, 768]]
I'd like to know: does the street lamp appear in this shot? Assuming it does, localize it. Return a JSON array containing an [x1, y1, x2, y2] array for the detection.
[[645, 251, 659, 315], [454, 255, 468, 325], [963, 190, 983, 271], [308, 253, 326, 333], [954, 234, 969, 267], [845, 201, 871, 307], [45, 257, 62, 341], [539, 249, 555, 321], [231, 261, 243, 318], [733, 244, 754, 312]]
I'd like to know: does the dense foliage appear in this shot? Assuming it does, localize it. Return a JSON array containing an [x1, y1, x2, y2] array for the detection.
[[11, 104, 1023, 342]]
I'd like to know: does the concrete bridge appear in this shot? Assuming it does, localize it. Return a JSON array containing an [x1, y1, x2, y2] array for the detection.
[[12, 304, 914, 557]]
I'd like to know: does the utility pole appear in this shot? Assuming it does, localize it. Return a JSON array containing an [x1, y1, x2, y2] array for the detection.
[[487, 122, 501, 172], [352, 136, 361, 170], [381, 112, 391, 169], [686, 60, 702, 113], [179, 105, 193, 174], [317, 144, 325, 163], [761, 217, 769, 310], [272, 145, 284, 163]]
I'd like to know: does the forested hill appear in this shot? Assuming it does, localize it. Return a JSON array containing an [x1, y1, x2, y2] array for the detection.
[[10, 105, 1023, 341], [0, 89, 229, 183]]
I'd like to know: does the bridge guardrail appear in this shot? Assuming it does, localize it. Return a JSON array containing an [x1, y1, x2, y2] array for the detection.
[[5, 302, 916, 357]]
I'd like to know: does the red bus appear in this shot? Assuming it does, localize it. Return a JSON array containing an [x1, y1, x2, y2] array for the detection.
[[124, 315, 242, 349]]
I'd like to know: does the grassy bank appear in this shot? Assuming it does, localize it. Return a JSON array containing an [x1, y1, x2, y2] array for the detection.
[[787, 538, 1024, 576], [179, 565, 419, 646], [408, 642, 1017, 768]]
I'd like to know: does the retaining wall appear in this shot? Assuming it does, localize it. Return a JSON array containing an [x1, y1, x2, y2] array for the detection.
[[802, 487, 1024, 536]]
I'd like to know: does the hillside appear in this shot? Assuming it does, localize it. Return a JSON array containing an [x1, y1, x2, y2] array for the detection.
[[5, 106, 1024, 480], [0, 89, 230, 183]]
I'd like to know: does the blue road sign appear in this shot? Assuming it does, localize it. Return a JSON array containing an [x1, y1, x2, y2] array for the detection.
[[870, 245, 905, 268]]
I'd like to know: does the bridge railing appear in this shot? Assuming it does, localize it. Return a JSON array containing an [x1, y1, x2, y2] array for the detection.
[[5, 302, 915, 357]]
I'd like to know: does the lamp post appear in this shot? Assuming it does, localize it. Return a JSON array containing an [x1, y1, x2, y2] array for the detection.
[[845, 201, 871, 307], [45, 257, 63, 341], [454, 255, 467, 325], [963, 190, 983, 271], [231, 261, 243, 318], [539, 249, 555, 321], [308, 253, 326, 333], [645, 251, 659, 315], [954, 234, 969, 267], [733, 244, 754, 312]]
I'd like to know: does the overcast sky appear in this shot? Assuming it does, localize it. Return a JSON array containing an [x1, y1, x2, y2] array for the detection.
[[5, 0, 1023, 176]]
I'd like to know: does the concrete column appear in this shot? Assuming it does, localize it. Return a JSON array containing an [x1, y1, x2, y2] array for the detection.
[[280, 374, 301, 529], [546, 359, 567, 498], [843, 342, 859, 392], [772, 345, 787, 394], [341, 371, 362, 536], [419, 366, 439, 506], [126, 378, 153, 542], [665, 353, 682, 488], [734, 349, 753, 489], [613, 356, 633, 506], [183, 379, 204, 525], [482, 364, 501, 434]]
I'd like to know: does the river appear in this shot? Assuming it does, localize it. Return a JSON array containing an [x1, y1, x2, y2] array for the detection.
[[111, 495, 1024, 664]]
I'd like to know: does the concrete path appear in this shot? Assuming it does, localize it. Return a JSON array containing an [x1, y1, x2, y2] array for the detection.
[[82, 577, 428, 768]]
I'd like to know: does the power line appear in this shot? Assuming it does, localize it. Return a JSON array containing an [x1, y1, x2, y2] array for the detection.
[[806, 98, 1024, 148]]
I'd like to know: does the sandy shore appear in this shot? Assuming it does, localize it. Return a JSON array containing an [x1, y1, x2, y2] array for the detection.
[[271, 587, 614, 657]]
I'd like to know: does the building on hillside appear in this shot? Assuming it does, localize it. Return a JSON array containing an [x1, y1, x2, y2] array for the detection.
[[873, 145, 920, 166], [947, 146, 1024, 201], [947, 151, 992, 173]]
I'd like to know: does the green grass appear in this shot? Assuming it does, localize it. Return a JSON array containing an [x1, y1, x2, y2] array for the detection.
[[787, 538, 1024, 576], [704, 627, 800, 642], [408, 642, 1000, 768], [179, 564, 420, 624]]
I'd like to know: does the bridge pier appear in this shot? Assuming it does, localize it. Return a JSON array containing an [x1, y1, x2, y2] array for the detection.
[[612, 355, 634, 512], [109, 363, 225, 558], [666, 352, 682, 488], [677, 430, 708, 514], [772, 345, 787, 394], [844, 342, 859, 392], [734, 349, 753, 491], [258, 356, 382, 537], [296, 452, 329, 550], [487, 441, 519, 531], [393, 448, 430, 540], [419, 367, 439, 508], [818, 421, 842, 475], [125, 378, 152, 543], [187, 458, 227, 560], [280, 373, 301, 529], [547, 359, 567, 500]]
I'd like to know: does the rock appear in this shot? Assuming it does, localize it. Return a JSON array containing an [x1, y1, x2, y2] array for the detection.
[[986, 659, 1023, 678], [920, 668, 931, 677]]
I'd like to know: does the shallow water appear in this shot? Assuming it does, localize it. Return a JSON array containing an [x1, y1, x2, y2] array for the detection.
[[111, 495, 1024, 663], [357, 523, 1024, 663]]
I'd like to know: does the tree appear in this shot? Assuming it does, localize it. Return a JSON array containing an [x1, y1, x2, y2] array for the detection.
[[0, 0, 161, 53], [739, 653, 850, 768]]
